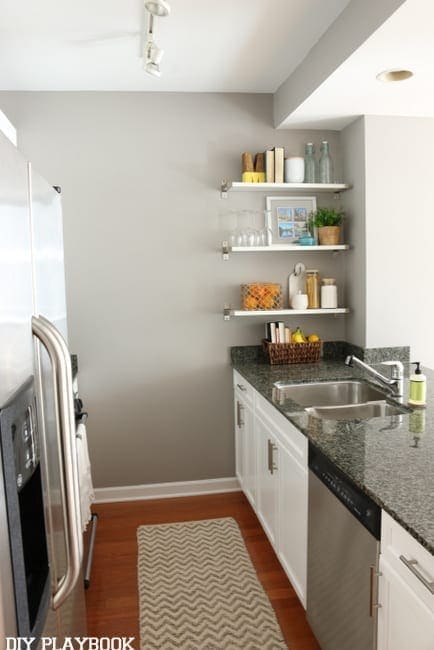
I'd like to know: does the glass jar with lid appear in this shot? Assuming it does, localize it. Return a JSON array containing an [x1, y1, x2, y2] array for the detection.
[[321, 278, 338, 308], [306, 270, 320, 309]]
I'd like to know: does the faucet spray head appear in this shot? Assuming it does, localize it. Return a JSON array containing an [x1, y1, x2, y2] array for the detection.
[[345, 355, 354, 367]]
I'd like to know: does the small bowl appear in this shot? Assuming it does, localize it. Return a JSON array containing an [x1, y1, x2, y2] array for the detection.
[[298, 236, 315, 246]]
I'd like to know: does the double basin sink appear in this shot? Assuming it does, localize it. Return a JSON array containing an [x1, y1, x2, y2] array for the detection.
[[273, 380, 410, 421]]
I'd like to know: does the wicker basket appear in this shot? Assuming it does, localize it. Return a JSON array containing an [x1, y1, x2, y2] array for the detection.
[[241, 283, 282, 310], [262, 339, 322, 365]]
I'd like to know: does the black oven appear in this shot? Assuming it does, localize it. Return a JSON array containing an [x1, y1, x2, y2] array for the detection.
[[0, 377, 50, 642]]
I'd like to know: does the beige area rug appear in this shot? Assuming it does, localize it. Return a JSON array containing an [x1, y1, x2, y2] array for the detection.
[[137, 517, 287, 650]]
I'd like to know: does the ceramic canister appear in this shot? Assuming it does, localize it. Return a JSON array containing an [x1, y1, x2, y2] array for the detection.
[[291, 292, 309, 310], [285, 157, 305, 183], [321, 278, 338, 308]]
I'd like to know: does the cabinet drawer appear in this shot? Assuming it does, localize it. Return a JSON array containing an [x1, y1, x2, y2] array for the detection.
[[233, 370, 254, 406], [381, 510, 434, 612], [255, 392, 307, 466]]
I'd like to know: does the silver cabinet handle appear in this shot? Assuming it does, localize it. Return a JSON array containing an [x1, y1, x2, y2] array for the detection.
[[32, 315, 83, 610], [267, 439, 278, 474], [236, 401, 245, 427], [400, 555, 434, 594], [236, 383, 247, 392]]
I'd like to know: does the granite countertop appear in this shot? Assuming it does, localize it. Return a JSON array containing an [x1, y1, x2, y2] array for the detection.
[[232, 349, 434, 556]]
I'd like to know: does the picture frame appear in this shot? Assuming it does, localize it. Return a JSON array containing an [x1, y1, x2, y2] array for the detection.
[[265, 196, 317, 244]]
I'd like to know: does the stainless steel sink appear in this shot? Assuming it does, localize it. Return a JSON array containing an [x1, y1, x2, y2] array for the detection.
[[305, 400, 409, 421], [273, 380, 387, 407]]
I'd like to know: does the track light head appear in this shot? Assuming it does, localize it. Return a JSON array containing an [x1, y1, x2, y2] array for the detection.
[[145, 61, 161, 77], [144, 40, 164, 77], [144, 0, 170, 17]]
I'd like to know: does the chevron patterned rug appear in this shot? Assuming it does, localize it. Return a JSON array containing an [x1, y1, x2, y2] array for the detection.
[[137, 517, 287, 650]]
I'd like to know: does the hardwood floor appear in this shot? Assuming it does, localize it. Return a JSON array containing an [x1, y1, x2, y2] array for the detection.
[[85, 491, 320, 649]]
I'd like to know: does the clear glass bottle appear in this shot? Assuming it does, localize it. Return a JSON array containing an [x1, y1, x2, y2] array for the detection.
[[319, 141, 333, 183], [304, 142, 317, 183], [306, 270, 320, 309]]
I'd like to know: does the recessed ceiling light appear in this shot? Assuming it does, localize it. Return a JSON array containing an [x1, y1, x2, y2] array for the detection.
[[376, 69, 414, 82]]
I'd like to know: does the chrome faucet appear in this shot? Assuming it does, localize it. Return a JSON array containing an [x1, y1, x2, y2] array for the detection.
[[345, 355, 404, 398]]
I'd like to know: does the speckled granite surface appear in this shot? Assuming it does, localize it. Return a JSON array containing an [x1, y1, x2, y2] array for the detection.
[[232, 348, 434, 556]]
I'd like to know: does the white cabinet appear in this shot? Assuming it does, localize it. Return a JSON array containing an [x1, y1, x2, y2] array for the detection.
[[233, 371, 308, 606], [378, 511, 434, 650], [277, 438, 308, 607], [233, 371, 256, 507], [256, 412, 279, 547]]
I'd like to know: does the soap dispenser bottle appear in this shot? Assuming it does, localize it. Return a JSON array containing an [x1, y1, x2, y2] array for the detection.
[[408, 362, 427, 407]]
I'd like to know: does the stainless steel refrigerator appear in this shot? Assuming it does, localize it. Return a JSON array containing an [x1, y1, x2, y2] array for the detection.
[[0, 130, 86, 643]]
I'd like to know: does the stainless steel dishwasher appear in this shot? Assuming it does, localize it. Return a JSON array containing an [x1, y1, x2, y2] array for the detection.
[[307, 444, 381, 650]]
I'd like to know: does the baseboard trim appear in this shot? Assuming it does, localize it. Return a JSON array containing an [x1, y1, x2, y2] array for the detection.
[[94, 477, 241, 504]]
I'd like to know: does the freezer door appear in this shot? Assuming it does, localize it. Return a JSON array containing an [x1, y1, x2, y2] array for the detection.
[[28, 164, 67, 338], [0, 136, 34, 405], [0, 132, 34, 639], [29, 168, 86, 639]]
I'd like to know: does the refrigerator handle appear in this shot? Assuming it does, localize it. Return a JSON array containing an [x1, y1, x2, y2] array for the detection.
[[32, 315, 83, 610]]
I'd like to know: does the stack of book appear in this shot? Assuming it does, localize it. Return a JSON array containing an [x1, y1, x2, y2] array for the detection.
[[263, 147, 284, 183], [265, 321, 291, 343]]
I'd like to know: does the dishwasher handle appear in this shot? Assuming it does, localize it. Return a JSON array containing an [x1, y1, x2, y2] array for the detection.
[[369, 565, 382, 617]]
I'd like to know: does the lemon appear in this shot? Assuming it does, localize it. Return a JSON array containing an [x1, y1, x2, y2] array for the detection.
[[308, 334, 320, 343]]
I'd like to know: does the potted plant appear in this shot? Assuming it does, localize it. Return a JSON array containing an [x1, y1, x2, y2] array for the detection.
[[311, 207, 344, 245]]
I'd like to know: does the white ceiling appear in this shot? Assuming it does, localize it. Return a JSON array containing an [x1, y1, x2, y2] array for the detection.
[[0, 0, 351, 92], [281, 0, 434, 129]]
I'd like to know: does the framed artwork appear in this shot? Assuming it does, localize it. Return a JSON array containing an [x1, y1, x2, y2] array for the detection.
[[265, 196, 317, 244]]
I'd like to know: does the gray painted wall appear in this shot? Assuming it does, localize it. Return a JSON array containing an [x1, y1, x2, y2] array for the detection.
[[341, 117, 366, 348], [0, 92, 346, 487]]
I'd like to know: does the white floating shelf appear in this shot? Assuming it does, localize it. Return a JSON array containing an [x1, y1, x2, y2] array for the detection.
[[224, 307, 349, 320], [220, 181, 351, 197], [232, 244, 349, 251], [221, 242, 349, 258]]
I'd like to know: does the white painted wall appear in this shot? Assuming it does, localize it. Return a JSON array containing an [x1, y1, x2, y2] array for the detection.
[[273, 0, 406, 127], [341, 114, 434, 369], [0, 92, 346, 487], [364, 115, 434, 368]]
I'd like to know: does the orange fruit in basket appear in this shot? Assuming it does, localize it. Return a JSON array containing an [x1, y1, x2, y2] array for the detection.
[[243, 296, 258, 310], [261, 295, 275, 309]]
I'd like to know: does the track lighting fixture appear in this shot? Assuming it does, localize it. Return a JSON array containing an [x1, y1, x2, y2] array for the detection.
[[143, 0, 170, 77]]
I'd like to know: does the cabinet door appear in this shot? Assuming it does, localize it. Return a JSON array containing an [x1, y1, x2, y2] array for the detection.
[[278, 442, 307, 607], [234, 390, 256, 506], [242, 399, 256, 506], [378, 555, 434, 650], [256, 414, 279, 547], [234, 393, 245, 485]]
